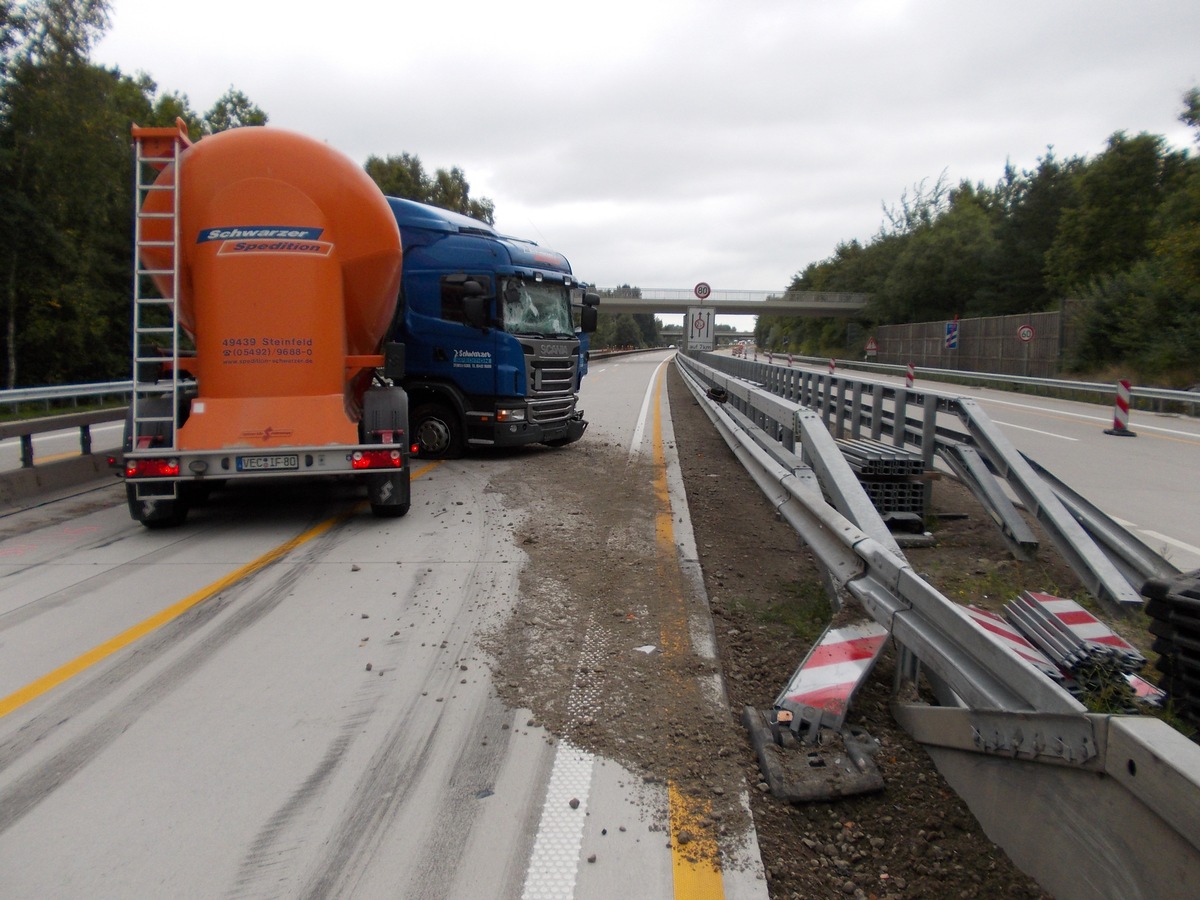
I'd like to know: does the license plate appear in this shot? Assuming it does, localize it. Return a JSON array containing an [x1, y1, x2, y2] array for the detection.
[[236, 454, 299, 472]]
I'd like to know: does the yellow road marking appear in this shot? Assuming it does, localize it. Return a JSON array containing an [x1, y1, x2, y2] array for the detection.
[[648, 365, 726, 899], [0, 462, 440, 720]]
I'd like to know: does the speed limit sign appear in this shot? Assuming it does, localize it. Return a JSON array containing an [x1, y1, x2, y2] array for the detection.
[[694, 282, 711, 300], [1017, 324, 1035, 343]]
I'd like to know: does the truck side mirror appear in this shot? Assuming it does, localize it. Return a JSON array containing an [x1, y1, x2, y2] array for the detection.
[[580, 304, 598, 334], [583, 292, 600, 307]]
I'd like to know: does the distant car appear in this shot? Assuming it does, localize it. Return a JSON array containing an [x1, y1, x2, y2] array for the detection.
[[668, 344, 676, 349]]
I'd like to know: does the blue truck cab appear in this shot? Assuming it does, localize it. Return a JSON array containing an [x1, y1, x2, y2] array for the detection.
[[386, 198, 599, 458]]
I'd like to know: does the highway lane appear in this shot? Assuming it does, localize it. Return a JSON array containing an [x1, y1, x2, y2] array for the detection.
[[0, 351, 765, 899]]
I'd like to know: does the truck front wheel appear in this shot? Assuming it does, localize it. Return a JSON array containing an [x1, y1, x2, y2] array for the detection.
[[412, 403, 464, 459]]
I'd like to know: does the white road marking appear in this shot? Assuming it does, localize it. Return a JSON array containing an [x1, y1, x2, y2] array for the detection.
[[628, 359, 670, 460], [992, 420, 1078, 441], [1141, 530, 1200, 557]]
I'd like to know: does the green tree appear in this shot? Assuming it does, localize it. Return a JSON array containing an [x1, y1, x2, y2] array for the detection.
[[202, 85, 266, 133], [0, 0, 132, 387], [878, 184, 1001, 322], [633, 312, 659, 346], [365, 152, 494, 223], [979, 150, 1080, 315], [1044, 131, 1188, 297], [1181, 86, 1200, 142]]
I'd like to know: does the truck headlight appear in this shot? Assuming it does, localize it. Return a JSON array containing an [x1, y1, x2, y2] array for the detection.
[[497, 408, 526, 423]]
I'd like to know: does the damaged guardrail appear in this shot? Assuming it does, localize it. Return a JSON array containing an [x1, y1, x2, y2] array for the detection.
[[675, 351, 1200, 900], [688, 349, 1166, 613]]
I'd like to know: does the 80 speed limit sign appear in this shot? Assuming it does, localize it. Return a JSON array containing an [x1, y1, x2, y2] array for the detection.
[[694, 282, 711, 300]]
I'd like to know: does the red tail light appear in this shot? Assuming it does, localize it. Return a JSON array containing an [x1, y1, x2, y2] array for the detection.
[[125, 458, 180, 478], [351, 449, 403, 470]]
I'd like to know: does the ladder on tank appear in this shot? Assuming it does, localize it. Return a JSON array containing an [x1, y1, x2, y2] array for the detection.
[[130, 121, 191, 500]]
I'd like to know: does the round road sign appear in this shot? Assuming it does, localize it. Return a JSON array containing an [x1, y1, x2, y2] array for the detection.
[[1017, 324, 1035, 343], [694, 282, 711, 300]]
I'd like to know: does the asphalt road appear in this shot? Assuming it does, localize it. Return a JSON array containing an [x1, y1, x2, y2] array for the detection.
[[2, 353, 1197, 897], [0, 351, 765, 900]]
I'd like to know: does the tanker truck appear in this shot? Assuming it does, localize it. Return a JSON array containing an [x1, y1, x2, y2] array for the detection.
[[123, 121, 411, 527], [384, 198, 599, 458]]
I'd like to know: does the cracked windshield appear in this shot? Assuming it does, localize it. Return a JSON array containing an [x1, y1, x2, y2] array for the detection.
[[501, 278, 573, 337]]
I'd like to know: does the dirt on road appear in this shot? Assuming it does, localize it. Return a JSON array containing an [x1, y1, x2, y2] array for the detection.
[[486, 360, 1094, 899]]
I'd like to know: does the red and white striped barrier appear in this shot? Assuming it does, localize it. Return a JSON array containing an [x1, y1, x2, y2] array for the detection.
[[1023, 591, 1140, 655], [964, 605, 1063, 681], [905, 362, 915, 390], [828, 358, 836, 375], [787, 353, 793, 367], [1104, 379, 1137, 436], [775, 620, 888, 731], [1014, 591, 1164, 705], [766, 351, 773, 364]]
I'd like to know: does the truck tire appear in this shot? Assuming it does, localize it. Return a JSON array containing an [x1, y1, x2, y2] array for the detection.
[[412, 402, 465, 459], [366, 469, 411, 518], [123, 401, 190, 527], [126, 483, 190, 528], [362, 385, 412, 515]]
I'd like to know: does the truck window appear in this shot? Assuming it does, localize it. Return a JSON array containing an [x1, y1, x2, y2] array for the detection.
[[500, 278, 575, 338], [440, 275, 491, 323]]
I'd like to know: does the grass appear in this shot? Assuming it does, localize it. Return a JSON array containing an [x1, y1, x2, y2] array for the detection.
[[755, 579, 832, 645]]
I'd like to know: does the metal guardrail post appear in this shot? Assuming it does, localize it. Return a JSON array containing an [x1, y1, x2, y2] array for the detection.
[[849, 382, 864, 439], [893, 390, 909, 448], [870, 388, 884, 441]]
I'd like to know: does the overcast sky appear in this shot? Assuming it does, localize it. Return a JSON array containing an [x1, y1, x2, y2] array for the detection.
[[94, 0, 1198, 311]]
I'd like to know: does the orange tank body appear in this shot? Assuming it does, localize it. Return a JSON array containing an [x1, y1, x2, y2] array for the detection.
[[139, 128, 401, 450]]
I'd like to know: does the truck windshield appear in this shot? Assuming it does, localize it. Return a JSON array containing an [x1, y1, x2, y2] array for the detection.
[[501, 278, 575, 338]]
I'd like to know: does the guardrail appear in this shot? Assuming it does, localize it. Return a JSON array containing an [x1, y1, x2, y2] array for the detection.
[[687, 350, 1168, 609], [753, 352, 1200, 416], [0, 380, 132, 409], [0, 408, 126, 468], [674, 350, 1200, 900]]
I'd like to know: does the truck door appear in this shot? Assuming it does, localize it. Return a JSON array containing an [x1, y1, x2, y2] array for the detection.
[[433, 273, 500, 398]]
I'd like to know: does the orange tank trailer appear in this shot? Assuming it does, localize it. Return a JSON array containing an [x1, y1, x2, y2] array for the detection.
[[125, 122, 411, 526], [138, 126, 402, 450]]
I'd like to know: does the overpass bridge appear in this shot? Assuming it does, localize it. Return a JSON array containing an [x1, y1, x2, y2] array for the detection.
[[595, 287, 869, 318]]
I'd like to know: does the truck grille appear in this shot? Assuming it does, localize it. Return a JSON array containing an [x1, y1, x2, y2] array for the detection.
[[524, 345, 579, 425]]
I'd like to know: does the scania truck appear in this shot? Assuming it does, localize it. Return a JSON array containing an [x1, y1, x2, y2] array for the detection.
[[385, 198, 598, 458]]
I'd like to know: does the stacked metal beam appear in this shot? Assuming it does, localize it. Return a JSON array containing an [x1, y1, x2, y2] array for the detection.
[[1002, 590, 1159, 711], [836, 438, 925, 476], [1143, 570, 1200, 729], [836, 437, 926, 518]]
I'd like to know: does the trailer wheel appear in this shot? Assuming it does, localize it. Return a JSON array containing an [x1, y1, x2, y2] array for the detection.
[[122, 402, 190, 527], [412, 403, 464, 459], [371, 498, 410, 518], [367, 469, 411, 518], [126, 484, 190, 528]]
